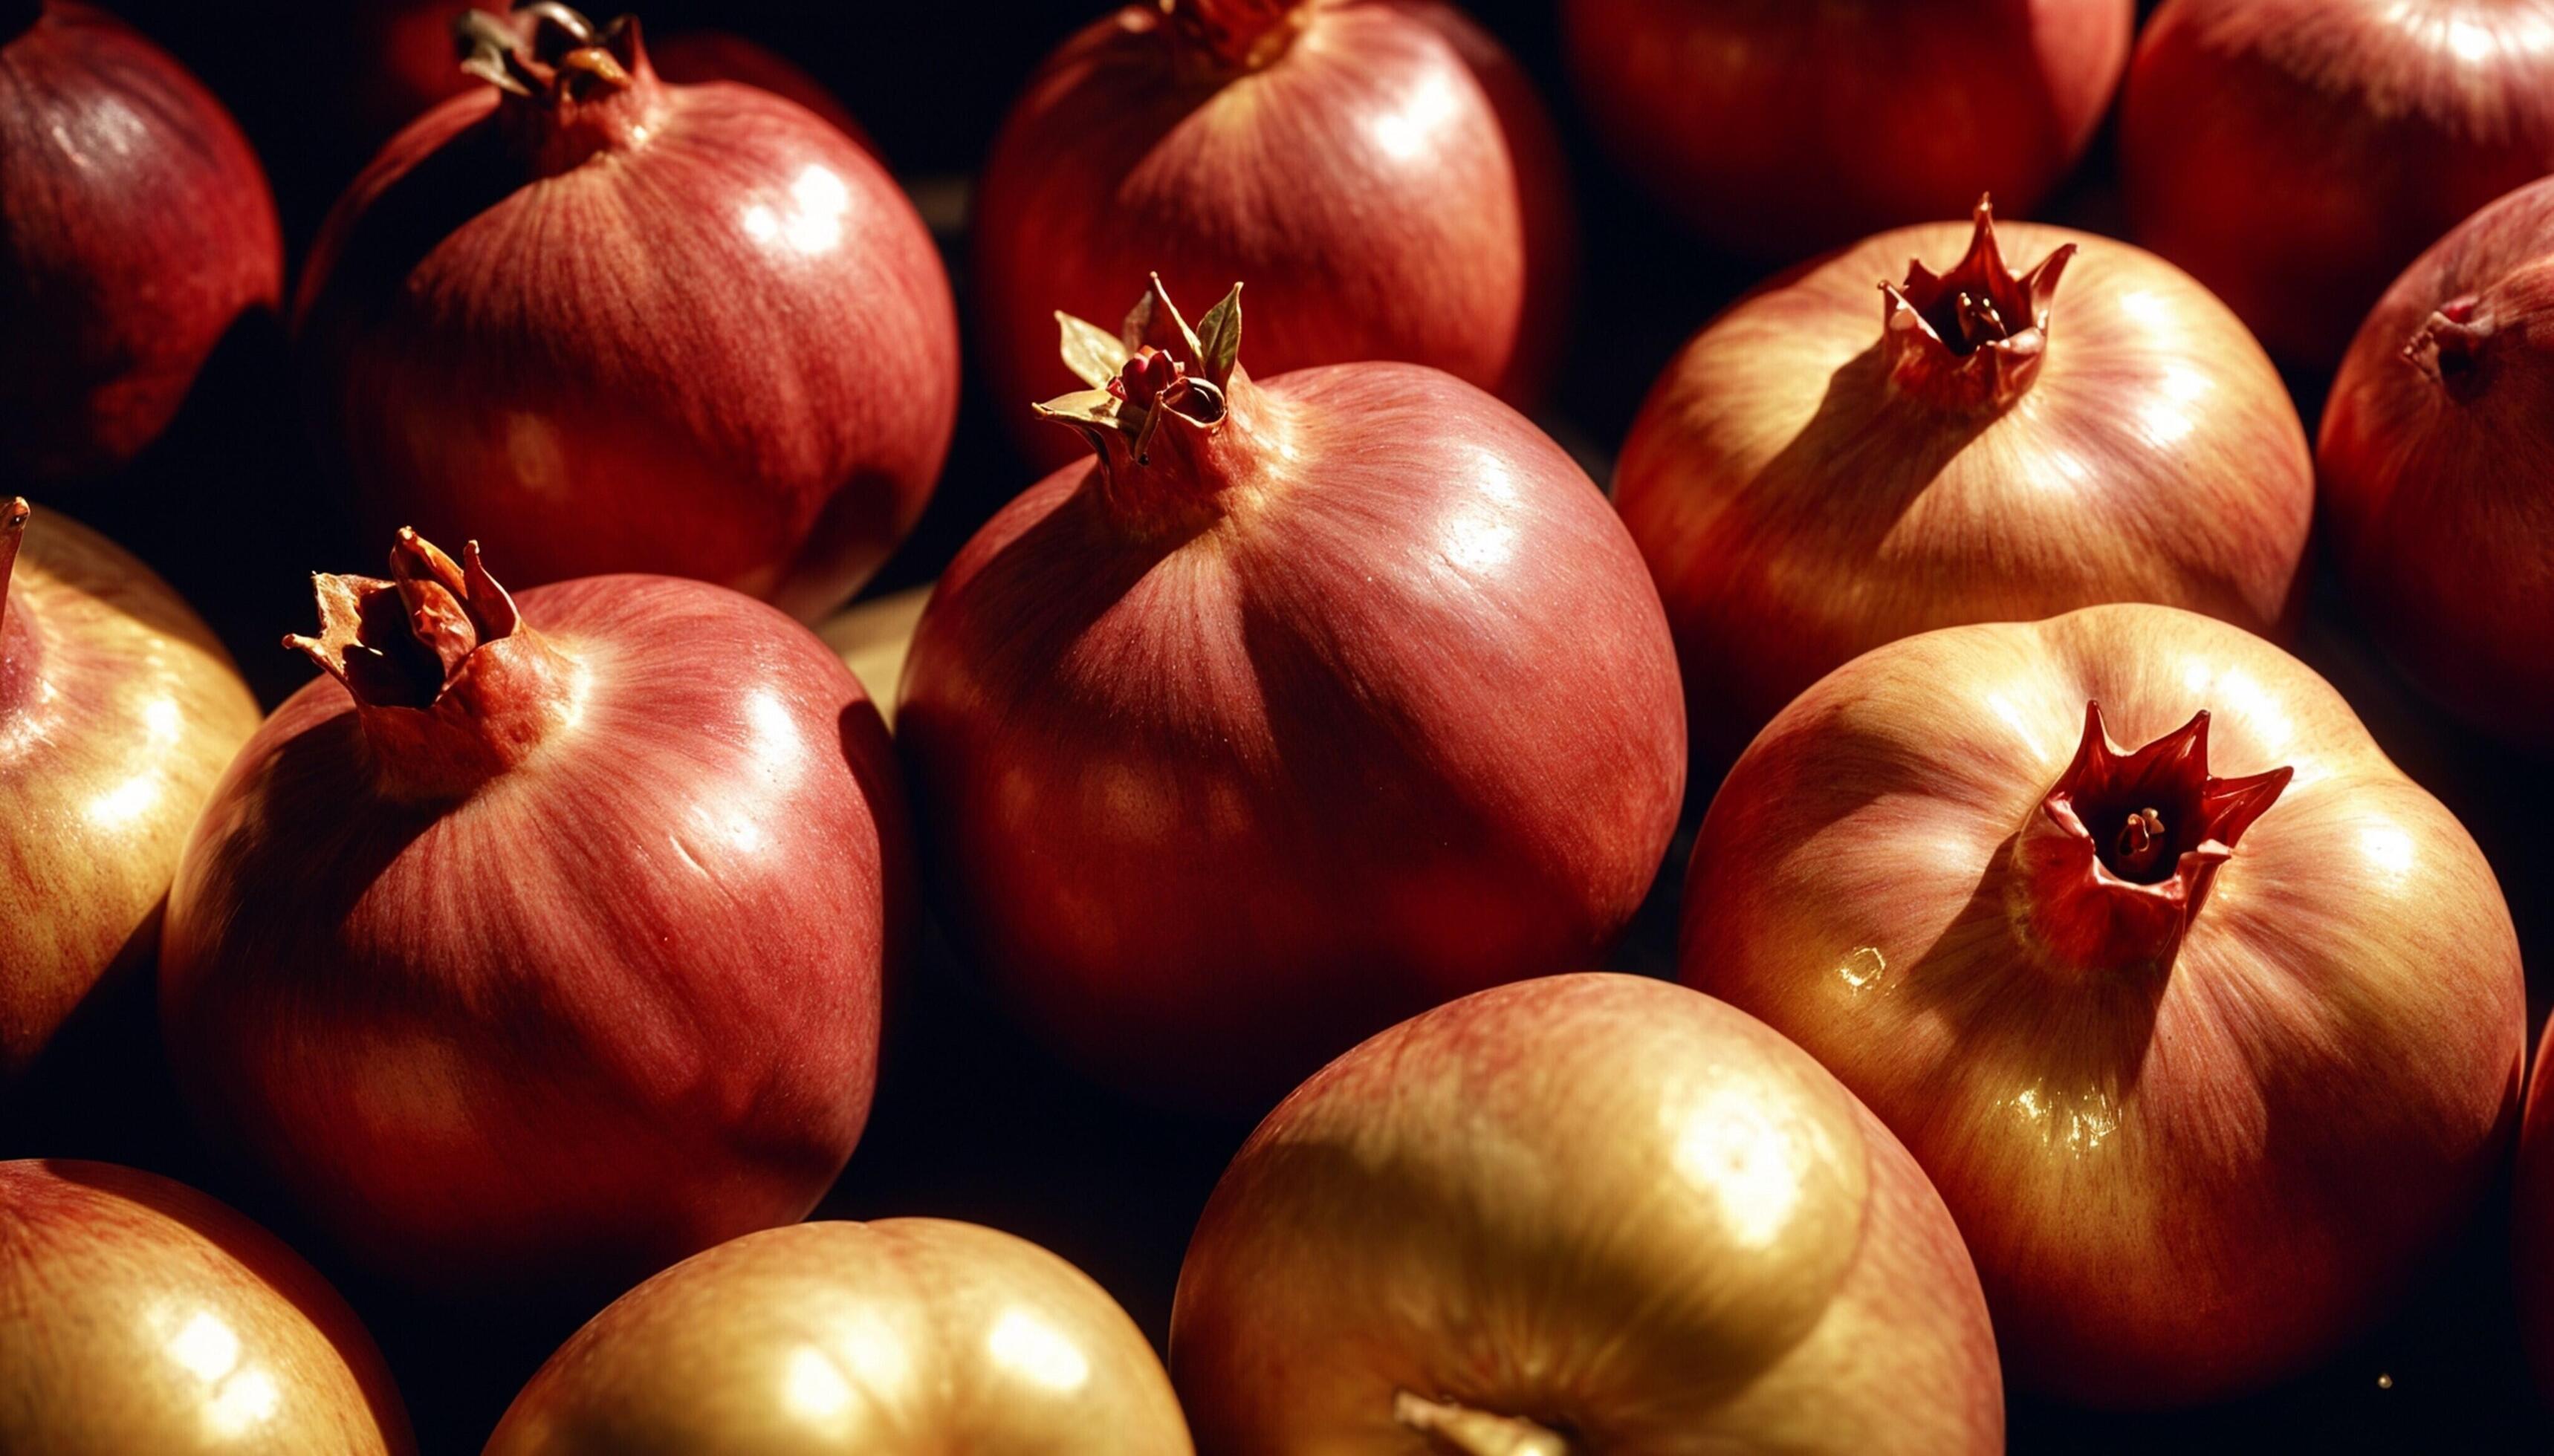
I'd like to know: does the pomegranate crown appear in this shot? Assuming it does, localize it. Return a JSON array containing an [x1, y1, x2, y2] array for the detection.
[[1160, 0, 1306, 69], [1037, 274, 1245, 466], [1880, 196, 2075, 414], [2010, 702, 2292, 976], [288, 529, 522, 712], [456, 2, 644, 104]]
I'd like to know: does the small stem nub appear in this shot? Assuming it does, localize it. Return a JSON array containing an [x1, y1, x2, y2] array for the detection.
[[1394, 1391, 1571, 1456], [2405, 293, 2493, 403], [0, 497, 27, 640], [1163, 0, 1304, 68]]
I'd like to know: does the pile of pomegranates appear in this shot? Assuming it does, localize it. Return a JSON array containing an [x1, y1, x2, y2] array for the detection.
[[5, 0, 2553, 1448]]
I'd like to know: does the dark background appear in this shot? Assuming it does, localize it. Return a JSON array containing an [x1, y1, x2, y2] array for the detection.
[[16, 0, 2551, 1450]]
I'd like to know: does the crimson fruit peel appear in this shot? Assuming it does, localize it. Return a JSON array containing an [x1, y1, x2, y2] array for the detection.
[[295, 4, 955, 619], [1616, 199, 2313, 761], [159, 530, 911, 1299], [898, 278, 1684, 1111], [1681, 603, 2525, 1405]]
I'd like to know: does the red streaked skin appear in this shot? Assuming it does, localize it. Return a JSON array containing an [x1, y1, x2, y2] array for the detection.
[[1560, 0, 2130, 261], [2318, 173, 2554, 751], [0, 501, 259, 1086], [1169, 975, 2004, 1454], [0, 1, 282, 481], [2122, 0, 2554, 368], [898, 281, 1684, 1114], [2516, 1019, 2554, 1400], [973, 0, 1575, 468], [158, 533, 910, 1299], [0, 1160, 412, 1454], [294, 7, 956, 621], [484, 1220, 1193, 1454], [1679, 603, 2527, 1407], [1615, 201, 2313, 761]]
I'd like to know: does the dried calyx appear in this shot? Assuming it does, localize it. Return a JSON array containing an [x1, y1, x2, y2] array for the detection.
[[1881, 196, 2074, 415], [457, 2, 635, 100], [2009, 703, 2292, 976], [1161, 0, 1306, 71], [1039, 274, 1247, 482], [289, 530, 571, 799], [456, 2, 662, 169]]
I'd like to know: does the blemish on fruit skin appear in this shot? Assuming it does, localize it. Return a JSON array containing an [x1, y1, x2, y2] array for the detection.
[[1835, 946, 1886, 990]]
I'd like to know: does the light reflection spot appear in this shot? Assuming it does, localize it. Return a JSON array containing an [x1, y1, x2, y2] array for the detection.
[[783, 1345, 854, 1421], [2360, 824, 2415, 878], [1672, 1088, 1806, 1249], [1835, 946, 1887, 990], [744, 164, 854, 255], [87, 775, 161, 829], [1368, 70, 1460, 161], [988, 1308, 1090, 1392], [206, 1368, 281, 1437], [167, 1311, 240, 1383]]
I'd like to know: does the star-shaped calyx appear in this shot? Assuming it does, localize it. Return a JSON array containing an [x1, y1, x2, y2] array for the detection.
[[2009, 702, 2293, 976], [289, 530, 574, 802], [1881, 196, 2075, 415], [1034, 276, 1265, 529]]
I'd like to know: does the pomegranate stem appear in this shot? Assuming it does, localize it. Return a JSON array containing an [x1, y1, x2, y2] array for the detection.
[[0, 498, 26, 640], [1394, 1391, 1571, 1456]]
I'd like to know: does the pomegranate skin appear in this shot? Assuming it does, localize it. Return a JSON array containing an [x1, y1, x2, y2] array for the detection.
[[160, 565, 910, 1300], [485, 1219, 1192, 1454], [1615, 209, 2312, 762], [1681, 604, 2526, 1407], [973, 0, 1575, 468], [2122, 0, 2554, 368], [1170, 974, 2005, 1453], [0, 1, 282, 481], [295, 19, 956, 620], [900, 348, 1684, 1114], [0, 502, 259, 1086], [0, 1160, 413, 1453], [1561, 0, 2131, 260], [2318, 173, 2554, 752]]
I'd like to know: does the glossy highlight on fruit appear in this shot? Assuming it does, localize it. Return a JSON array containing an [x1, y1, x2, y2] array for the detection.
[[0, 499, 259, 1088], [1615, 199, 2313, 760], [1170, 974, 2003, 1453], [2318, 172, 2554, 750], [486, 1219, 1192, 1454], [2122, 0, 2554, 367], [898, 279, 1685, 1111], [0, 1159, 412, 1454], [0, 0, 282, 481], [973, 0, 1573, 464], [1681, 604, 2526, 1406], [1562, 0, 2131, 259], [160, 530, 910, 1299], [295, 3, 956, 619]]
